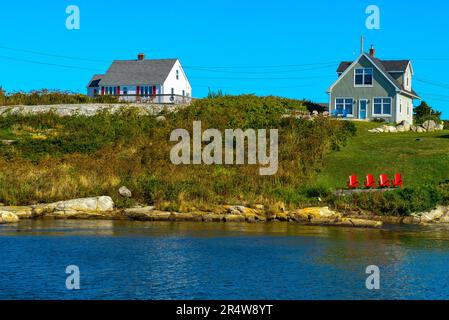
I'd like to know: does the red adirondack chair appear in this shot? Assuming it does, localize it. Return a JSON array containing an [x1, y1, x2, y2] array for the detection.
[[347, 175, 360, 189], [392, 173, 403, 188], [379, 174, 390, 188], [364, 174, 376, 188]]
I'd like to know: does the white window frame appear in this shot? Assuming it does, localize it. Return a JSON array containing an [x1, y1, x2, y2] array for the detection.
[[335, 97, 354, 115], [354, 68, 374, 87], [373, 97, 392, 116]]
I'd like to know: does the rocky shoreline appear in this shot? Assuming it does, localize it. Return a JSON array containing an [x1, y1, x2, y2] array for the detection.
[[1, 196, 449, 228]]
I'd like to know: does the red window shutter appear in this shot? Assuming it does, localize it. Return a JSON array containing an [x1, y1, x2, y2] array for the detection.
[[117, 86, 120, 95], [101, 87, 105, 95], [136, 86, 140, 96], [153, 86, 156, 95]]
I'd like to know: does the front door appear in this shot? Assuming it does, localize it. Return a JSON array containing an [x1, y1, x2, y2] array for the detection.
[[359, 100, 367, 119]]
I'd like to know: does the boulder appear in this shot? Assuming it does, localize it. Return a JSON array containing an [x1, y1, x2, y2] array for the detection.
[[155, 115, 166, 122], [438, 124, 444, 131], [396, 125, 405, 132], [224, 214, 246, 222], [125, 208, 171, 221], [417, 126, 426, 133], [387, 126, 397, 133], [422, 120, 437, 132], [0, 206, 33, 219], [410, 125, 417, 132], [119, 186, 132, 198], [0, 211, 19, 224], [399, 120, 411, 131], [33, 196, 114, 217], [419, 206, 448, 223]]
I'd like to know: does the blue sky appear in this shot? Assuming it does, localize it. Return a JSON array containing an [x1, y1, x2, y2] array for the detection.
[[1, 0, 449, 116]]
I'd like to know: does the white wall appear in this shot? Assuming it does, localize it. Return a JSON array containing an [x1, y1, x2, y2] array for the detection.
[[396, 94, 413, 124], [162, 60, 192, 97]]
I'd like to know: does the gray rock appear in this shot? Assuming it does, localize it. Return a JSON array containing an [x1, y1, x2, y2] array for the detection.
[[422, 120, 437, 132], [396, 125, 405, 132], [417, 126, 426, 133], [387, 126, 397, 133], [0, 211, 19, 224], [399, 120, 411, 131], [155, 115, 166, 122], [33, 196, 114, 216], [119, 186, 132, 198]]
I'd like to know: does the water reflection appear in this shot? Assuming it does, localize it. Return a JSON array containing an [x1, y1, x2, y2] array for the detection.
[[0, 220, 448, 299]]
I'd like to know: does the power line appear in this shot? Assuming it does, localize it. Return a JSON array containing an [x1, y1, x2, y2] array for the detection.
[[415, 78, 449, 90], [0, 46, 111, 63], [0, 55, 98, 71], [183, 64, 336, 74]]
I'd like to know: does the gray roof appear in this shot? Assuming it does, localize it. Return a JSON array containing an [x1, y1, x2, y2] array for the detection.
[[337, 58, 410, 73], [87, 74, 103, 88], [336, 54, 419, 98], [91, 59, 178, 86]]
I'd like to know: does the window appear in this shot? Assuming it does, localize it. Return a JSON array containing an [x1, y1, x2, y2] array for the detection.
[[354, 68, 373, 86], [176, 70, 179, 80], [113, 87, 117, 95], [400, 101, 402, 114], [182, 90, 185, 96], [123, 87, 128, 95], [109, 87, 113, 95], [373, 98, 392, 115], [171, 88, 174, 95], [335, 98, 353, 114], [145, 86, 149, 96]]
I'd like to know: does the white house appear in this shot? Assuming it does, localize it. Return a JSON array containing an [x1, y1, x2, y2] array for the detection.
[[87, 53, 192, 104]]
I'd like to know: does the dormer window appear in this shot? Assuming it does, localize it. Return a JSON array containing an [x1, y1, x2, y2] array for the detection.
[[176, 70, 179, 80], [354, 68, 373, 86]]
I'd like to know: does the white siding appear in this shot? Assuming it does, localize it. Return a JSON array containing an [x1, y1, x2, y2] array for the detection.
[[162, 60, 192, 97], [395, 94, 413, 124]]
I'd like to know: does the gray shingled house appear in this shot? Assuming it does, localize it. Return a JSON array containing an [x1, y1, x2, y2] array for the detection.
[[87, 53, 192, 104], [327, 45, 420, 124]]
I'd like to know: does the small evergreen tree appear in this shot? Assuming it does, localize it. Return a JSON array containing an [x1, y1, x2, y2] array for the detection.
[[413, 101, 441, 124]]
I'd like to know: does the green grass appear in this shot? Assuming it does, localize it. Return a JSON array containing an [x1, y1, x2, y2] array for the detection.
[[316, 121, 449, 189]]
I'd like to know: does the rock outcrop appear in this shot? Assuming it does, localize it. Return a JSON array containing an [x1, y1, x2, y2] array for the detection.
[[32, 196, 115, 219], [0, 211, 19, 224]]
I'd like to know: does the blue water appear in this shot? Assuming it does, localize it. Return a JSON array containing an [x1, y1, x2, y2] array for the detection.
[[0, 220, 448, 300]]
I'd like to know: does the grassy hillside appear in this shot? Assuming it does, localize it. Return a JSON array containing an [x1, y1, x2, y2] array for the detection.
[[0, 95, 354, 211], [316, 122, 449, 189], [1, 95, 449, 216]]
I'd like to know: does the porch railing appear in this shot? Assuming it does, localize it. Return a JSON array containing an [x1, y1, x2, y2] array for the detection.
[[117, 94, 194, 104]]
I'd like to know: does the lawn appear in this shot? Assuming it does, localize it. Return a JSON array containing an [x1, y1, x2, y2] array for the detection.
[[316, 121, 449, 189]]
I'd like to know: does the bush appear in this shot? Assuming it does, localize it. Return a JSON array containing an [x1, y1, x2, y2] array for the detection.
[[332, 184, 447, 216]]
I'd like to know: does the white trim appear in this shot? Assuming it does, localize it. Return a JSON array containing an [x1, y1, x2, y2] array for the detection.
[[372, 97, 393, 117], [354, 67, 374, 87], [328, 53, 402, 93], [363, 54, 402, 91], [327, 53, 364, 92], [358, 99, 368, 119], [335, 97, 354, 115]]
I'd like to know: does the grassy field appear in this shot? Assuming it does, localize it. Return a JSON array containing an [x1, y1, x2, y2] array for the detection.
[[316, 121, 449, 189]]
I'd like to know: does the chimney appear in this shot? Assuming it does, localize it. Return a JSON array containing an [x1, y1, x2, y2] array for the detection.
[[369, 45, 375, 57], [137, 53, 145, 61]]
